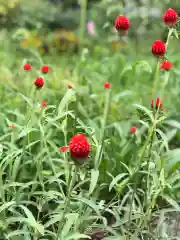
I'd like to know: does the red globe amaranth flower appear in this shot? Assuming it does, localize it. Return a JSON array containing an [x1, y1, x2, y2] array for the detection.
[[160, 60, 173, 71], [59, 146, 69, 152], [151, 97, 163, 110], [163, 8, 178, 26], [115, 15, 130, 31], [130, 126, 136, 134], [9, 125, 14, 129], [68, 83, 72, 89], [41, 101, 47, 107], [41, 65, 50, 74], [69, 133, 90, 160], [34, 77, 44, 89], [104, 82, 111, 89], [23, 63, 32, 71], [152, 40, 166, 57]]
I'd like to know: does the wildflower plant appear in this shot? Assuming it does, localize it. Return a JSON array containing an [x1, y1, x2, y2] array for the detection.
[[0, 4, 180, 240]]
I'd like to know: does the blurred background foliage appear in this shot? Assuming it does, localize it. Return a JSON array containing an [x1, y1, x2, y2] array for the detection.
[[1, 0, 180, 45], [0, 0, 180, 239]]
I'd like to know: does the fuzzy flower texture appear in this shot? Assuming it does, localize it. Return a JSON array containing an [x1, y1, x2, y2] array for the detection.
[[41, 65, 50, 74], [164, 8, 178, 26], [160, 60, 173, 71], [152, 40, 166, 57], [24, 63, 32, 71], [60, 134, 90, 161], [34, 77, 44, 89], [115, 15, 130, 32], [69, 134, 90, 159]]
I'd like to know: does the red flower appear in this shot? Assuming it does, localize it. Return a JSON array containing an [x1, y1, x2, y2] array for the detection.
[[41, 65, 50, 74], [34, 77, 44, 89], [59, 146, 69, 152], [164, 8, 178, 26], [130, 126, 136, 134], [114, 15, 130, 31], [104, 82, 111, 89], [23, 63, 32, 71], [9, 125, 14, 129], [151, 97, 163, 110], [152, 40, 166, 57], [69, 133, 90, 159], [160, 60, 173, 71], [41, 101, 47, 107], [68, 83, 72, 89]]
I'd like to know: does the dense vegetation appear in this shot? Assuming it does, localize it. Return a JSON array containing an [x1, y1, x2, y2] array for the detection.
[[0, 0, 180, 239]]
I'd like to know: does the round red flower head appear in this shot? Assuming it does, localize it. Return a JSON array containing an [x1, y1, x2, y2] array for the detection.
[[130, 126, 136, 134], [34, 77, 44, 89], [115, 15, 130, 32], [23, 63, 32, 71], [160, 60, 173, 71], [41, 101, 48, 107], [41, 65, 50, 74], [104, 82, 111, 89], [9, 125, 14, 129], [164, 8, 178, 26], [152, 40, 166, 57], [151, 97, 163, 110], [68, 83, 72, 89], [69, 133, 90, 161]]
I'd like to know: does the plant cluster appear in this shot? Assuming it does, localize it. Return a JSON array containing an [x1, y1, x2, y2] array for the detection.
[[0, 5, 180, 240]]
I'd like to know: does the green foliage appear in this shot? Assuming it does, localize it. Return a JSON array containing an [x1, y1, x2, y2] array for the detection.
[[0, 1, 180, 239]]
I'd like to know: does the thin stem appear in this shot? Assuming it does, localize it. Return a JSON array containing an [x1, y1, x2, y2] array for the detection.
[[165, 28, 174, 48], [56, 165, 77, 239], [152, 59, 160, 98], [64, 97, 70, 185], [79, 0, 87, 52], [0, 169, 6, 221], [127, 184, 135, 237], [161, 71, 169, 99], [145, 124, 155, 208], [94, 89, 111, 169]]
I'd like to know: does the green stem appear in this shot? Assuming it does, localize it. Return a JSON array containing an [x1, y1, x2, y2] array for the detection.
[[64, 97, 70, 185], [145, 124, 155, 209], [0, 169, 6, 221], [94, 89, 111, 169], [161, 71, 169, 99], [165, 28, 174, 48], [152, 59, 160, 98], [56, 165, 77, 239], [79, 0, 88, 52]]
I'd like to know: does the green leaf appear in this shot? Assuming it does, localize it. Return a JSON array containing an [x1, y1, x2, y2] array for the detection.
[[89, 169, 99, 195], [165, 120, 180, 129], [133, 61, 152, 73], [61, 213, 79, 238], [18, 93, 34, 107], [162, 195, 180, 211], [19, 205, 44, 235], [6, 230, 30, 238], [165, 149, 180, 176], [65, 233, 91, 240], [0, 201, 15, 213], [135, 104, 153, 123], [44, 214, 62, 228], [58, 90, 75, 115], [73, 197, 100, 216], [109, 173, 128, 191]]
